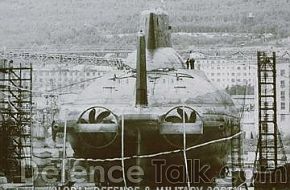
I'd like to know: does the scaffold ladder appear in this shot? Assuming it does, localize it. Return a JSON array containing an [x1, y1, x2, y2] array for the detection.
[[0, 59, 33, 182], [256, 52, 278, 171], [230, 121, 247, 189]]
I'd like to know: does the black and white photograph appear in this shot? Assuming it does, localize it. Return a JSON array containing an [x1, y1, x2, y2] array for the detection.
[[1, 0, 290, 189]]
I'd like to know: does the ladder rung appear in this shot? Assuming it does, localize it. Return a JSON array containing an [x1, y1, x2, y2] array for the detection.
[[259, 69, 275, 72], [260, 95, 275, 97], [260, 82, 274, 85], [260, 146, 277, 148], [260, 108, 275, 110], [0, 101, 32, 103]]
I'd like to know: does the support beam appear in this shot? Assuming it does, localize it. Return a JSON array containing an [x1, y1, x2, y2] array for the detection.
[[135, 33, 148, 106]]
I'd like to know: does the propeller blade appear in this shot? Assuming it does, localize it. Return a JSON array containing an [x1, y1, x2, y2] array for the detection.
[[165, 116, 182, 123], [52, 131, 57, 142], [177, 108, 183, 117], [177, 108, 188, 122], [89, 109, 96, 123], [188, 110, 197, 123], [78, 118, 88, 124], [96, 111, 111, 123]]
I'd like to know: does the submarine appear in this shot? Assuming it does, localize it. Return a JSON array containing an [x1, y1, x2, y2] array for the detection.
[[54, 9, 241, 187]]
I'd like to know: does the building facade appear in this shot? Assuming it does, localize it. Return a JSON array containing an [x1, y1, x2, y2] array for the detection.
[[194, 51, 257, 89], [194, 51, 290, 138], [276, 53, 290, 135], [32, 63, 115, 94]]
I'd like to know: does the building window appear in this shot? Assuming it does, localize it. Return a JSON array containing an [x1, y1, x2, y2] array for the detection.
[[281, 80, 285, 88], [281, 102, 286, 110], [281, 91, 285, 101], [281, 114, 286, 121], [281, 69, 285, 77]]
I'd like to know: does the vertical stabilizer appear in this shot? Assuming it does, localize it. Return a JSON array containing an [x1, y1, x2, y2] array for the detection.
[[146, 13, 156, 49], [142, 9, 172, 50], [135, 33, 148, 106]]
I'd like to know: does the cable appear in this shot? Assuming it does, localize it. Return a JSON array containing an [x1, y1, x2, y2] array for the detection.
[[30, 112, 244, 160], [2, 84, 32, 92], [121, 115, 127, 187], [182, 105, 191, 188], [67, 131, 244, 163], [45, 76, 103, 92], [61, 112, 68, 184]]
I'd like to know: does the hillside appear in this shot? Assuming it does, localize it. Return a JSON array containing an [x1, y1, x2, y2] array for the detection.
[[0, 0, 290, 49]]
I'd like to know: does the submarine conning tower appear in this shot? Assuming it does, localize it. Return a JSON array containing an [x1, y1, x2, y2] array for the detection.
[[140, 9, 172, 49], [126, 9, 184, 70]]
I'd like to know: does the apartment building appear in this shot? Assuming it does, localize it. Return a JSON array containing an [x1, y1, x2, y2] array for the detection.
[[32, 63, 114, 94], [194, 50, 290, 137]]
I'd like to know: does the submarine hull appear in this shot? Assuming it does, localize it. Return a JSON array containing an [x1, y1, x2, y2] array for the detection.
[[67, 120, 238, 186]]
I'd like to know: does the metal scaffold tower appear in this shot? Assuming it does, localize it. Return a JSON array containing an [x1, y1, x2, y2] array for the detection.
[[253, 51, 289, 189], [257, 51, 278, 171], [0, 59, 32, 183], [229, 118, 247, 189]]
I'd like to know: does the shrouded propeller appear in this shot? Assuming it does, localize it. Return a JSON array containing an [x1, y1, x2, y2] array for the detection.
[[165, 107, 197, 123], [162, 106, 202, 148], [78, 108, 115, 124], [76, 107, 118, 149]]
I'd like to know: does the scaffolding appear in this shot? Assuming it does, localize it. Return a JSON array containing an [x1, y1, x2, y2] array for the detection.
[[0, 59, 32, 183], [257, 51, 278, 171], [253, 51, 288, 189]]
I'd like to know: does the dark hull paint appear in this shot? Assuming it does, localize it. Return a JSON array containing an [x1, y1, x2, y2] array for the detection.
[[67, 122, 238, 186]]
